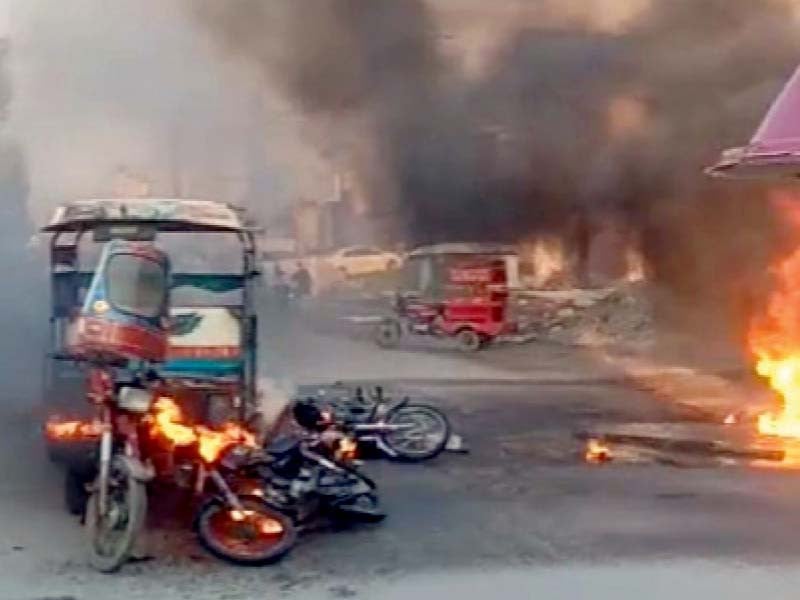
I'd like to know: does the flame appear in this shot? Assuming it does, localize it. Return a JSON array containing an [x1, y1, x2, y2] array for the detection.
[[584, 438, 612, 463], [524, 237, 567, 287], [750, 245, 800, 438], [149, 397, 256, 463], [335, 436, 358, 462], [623, 245, 646, 283], [45, 417, 102, 440]]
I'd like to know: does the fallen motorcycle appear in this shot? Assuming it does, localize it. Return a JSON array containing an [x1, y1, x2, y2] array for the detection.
[[304, 385, 451, 462], [235, 401, 385, 530]]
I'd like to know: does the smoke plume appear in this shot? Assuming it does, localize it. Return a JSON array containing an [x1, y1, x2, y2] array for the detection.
[[188, 1, 800, 314]]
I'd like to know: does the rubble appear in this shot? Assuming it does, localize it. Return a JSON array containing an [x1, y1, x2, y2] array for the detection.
[[516, 283, 654, 348]]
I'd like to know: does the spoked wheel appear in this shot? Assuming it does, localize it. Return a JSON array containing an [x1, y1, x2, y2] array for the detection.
[[381, 404, 451, 462], [456, 328, 482, 352], [197, 497, 296, 566], [85, 457, 147, 572], [375, 318, 402, 349]]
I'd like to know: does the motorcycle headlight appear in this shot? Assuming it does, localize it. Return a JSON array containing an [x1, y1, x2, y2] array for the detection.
[[117, 386, 153, 413]]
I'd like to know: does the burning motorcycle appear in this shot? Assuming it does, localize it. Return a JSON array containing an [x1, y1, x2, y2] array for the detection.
[[150, 397, 297, 567], [305, 385, 451, 462], [67, 241, 294, 571], [236, 401, 385, 529]]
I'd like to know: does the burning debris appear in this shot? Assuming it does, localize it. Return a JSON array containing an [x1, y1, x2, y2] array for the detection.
[[584, 438, 613, 464]]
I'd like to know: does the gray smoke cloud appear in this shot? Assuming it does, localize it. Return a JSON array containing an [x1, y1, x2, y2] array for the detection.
[[0, 37, 38, 406], [6, 0, 328, 226]]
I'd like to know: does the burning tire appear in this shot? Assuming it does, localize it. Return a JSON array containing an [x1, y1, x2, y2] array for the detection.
[[375, 318, 402, 348], [196, 496, 296, 566], [455, 328, 482, 352]]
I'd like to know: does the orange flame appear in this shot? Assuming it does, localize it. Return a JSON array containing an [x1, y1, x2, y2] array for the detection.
[[149, 397, 256, 463], [45, 417, 102, 440], [750, 245, 800, 438], [335, 436, 358, 462], [584, 438, 612, 463]]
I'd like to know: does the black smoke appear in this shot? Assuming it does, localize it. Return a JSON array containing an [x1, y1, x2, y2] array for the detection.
[[188, 0, 800, 309]]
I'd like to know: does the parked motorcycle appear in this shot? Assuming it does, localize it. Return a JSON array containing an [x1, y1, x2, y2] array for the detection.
[[305, 385, 451, 462]]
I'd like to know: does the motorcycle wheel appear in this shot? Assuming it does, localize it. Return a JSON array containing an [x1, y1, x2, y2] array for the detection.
[[84, 457, 147, 573], [380, 404, 451, 462], [196, 496, 296, 566], [375, 318, 402, 348]]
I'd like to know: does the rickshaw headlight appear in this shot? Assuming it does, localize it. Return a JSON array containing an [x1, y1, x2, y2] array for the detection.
[[117, 386, 153, 413], [92, 299, 110, 314]]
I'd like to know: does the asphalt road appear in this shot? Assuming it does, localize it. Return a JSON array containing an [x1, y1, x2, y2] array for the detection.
[[3, 317, 800, 599]]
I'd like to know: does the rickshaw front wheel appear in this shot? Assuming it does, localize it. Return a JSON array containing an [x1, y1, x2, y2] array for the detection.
[[456, 328, 482, 352]]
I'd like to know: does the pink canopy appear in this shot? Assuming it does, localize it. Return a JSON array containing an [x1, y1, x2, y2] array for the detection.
[[708, 65, 800, 179]]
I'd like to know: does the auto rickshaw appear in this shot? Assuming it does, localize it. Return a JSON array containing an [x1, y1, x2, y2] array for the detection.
[[42, 198, 261, 476], [375, 243, 519, 351]]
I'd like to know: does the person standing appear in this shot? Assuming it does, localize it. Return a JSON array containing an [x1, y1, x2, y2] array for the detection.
[[291, 261, 312, 298]]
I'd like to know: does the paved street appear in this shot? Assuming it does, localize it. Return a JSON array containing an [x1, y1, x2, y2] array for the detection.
[[2, 314, 800, 599]]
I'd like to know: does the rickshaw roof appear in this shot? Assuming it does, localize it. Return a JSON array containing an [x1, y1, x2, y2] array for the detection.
[[408, 243, 517, 258], [42, 198, 249, 233]]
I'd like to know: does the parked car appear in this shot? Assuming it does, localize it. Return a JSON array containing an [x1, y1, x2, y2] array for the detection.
[[326, 246, 403, 277]]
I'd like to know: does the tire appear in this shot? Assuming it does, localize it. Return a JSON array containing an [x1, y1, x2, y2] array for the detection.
[[375, 319, 402, 349], [196, 496, 296, 566], [85, 457, 147, 573], [456, 328, 482, 352], [380, 404, 451, 462], [65, 468, 89, 516]]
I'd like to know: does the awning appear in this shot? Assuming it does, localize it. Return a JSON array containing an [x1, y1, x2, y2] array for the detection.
[[707, 65, 800, 180]]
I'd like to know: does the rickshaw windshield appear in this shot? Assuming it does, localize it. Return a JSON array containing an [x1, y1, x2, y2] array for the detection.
[[106, 253, 166, 318]]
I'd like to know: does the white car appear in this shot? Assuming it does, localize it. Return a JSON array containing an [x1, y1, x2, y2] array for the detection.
[[326, 246, 403, 277]]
